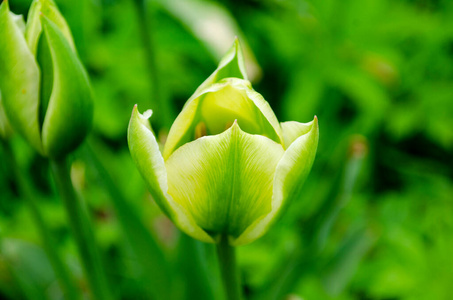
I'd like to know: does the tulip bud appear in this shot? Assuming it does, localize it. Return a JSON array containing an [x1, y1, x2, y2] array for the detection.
[[0, 0, 92, 158], [128, 39, 319, 246]]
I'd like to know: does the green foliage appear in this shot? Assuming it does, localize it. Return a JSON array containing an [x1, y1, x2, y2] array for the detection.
[[1, 0, 453, 299]]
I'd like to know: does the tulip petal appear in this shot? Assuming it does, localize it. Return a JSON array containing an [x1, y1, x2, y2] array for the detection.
[[281, 120, 316, 147], [165, 122, 285, 242], [128, 105, 215, 243], [163, 39, 257, 159], [26, 0, 77, 137], [25, 0, 75, 55], [233, 117, 318, 246], [163, 78, 284, 159], [196, 37, 248, 93], [243, 85, 285, 146], [0, 0, 43, 154], [40, 17, 93, 158], [11, 10, 25, 33]]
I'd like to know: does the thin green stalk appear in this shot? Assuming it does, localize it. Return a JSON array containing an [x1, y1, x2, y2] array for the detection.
[[257, 137, 368, 300], [131, 0, 174, 128], [178, 234, 217, 300], [216, 235, 242, 300], [50, 157, 113, 300], [1, 140, 80, 300], [83, 142, 172, 299]]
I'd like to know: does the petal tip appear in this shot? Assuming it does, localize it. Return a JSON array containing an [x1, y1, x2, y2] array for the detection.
[[131, 104, 153, 121], [230, 119, 241, 132], [1, 0, 9, 10], [131, 104, 138, 117], [143, 109, 153, 119], [232, 36, 239, 48]]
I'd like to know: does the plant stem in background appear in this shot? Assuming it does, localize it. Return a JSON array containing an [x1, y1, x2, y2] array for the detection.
[[83, 142, 172, 300], [257, 136, 369, 300], [177, 233, 218, 300], [50, 157, 113, 300], [131, 0, 174, 128], [1, 140, 80, 300], [216, 235, 242, 300]]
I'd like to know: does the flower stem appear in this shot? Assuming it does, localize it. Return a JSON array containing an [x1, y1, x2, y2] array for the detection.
[[83, 142, 172, 299], [50, 157, 113, 300], [131, 0, 174, 128], [1, 140, 80, 300], [216, 235, 242, 300]]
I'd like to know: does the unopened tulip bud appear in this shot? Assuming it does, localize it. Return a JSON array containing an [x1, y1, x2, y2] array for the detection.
[[0, 0, 92, 158]]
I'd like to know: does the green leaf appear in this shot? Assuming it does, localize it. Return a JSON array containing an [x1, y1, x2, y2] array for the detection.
[[322, 229, 376, 296], [165, 121, 284, 242], [176, 234, 218, 300], [84, 143, 173, 300], [1, 238, 57, 300], [159, 0, 261, 81]]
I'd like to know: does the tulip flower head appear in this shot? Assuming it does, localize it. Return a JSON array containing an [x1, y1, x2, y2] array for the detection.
[[128, 40, 318, 246], [0, 0, 93, 158]]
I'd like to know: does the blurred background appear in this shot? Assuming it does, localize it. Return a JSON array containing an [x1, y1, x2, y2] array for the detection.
[[1, 0, 453, 299]]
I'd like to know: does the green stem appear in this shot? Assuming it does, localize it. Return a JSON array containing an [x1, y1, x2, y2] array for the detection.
[[216, 235, 242, 300], [131, 0, 173, 128], [50, 157, 113, 300], [1, 140, 80, 300], [83, 142, 172, 299]]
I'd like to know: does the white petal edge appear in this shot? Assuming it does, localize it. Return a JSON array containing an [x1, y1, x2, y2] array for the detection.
[[244, 86, 284, 147], [232, 117, 319, 246], [281, 119, 316, 148], [128, 105, 214, 243]]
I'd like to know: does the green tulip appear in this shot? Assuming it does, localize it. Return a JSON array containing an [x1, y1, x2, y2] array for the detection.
[[0, 0, 92, 158], [128, 40, 318, 246]]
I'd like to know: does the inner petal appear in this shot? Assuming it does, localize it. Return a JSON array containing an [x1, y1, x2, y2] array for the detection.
[[164, 79, 283, 160], [200, 85, 261, 135], [198, 81, 281, 144]]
